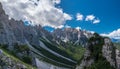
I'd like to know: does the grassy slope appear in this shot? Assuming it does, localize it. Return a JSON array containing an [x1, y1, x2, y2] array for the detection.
[[40, 38, 85, 61], [32, 45, 76, 66], [36, 38, 86, 69], [0, 48, 36, 69], [58, 45, 85, 61], [32, 50, 74, 68], [40, 38, 77, 61]]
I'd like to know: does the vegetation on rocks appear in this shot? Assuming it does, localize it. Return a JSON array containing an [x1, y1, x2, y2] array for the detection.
[[0, 46, 36, 69], [86, 57, 115, 69], [86, 33, 116, 69], [0, 44, 33, 65]]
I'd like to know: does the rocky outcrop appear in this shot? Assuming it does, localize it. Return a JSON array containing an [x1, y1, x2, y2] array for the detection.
[[76, 49, 94, 69], [102, 38, 116, 67], [116, 49, 120, 69], [76, 34, 117, 69], [0, 49, 27, 69], [0, 2, 51, 49]]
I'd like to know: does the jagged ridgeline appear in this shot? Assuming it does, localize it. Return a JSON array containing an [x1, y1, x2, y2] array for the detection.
[[0, 2, 119, 69]]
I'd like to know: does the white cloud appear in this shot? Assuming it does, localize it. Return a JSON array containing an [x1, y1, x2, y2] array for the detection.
[[85, 15, 95, 21], [57, 25, 64, 29], [93, 19, 100, 24], [76, 13, 83, 21], [101, 28, 120, 39], [0, 0, 72, 28], [85, 15, 100, 24], [63, 13, 72, 20]]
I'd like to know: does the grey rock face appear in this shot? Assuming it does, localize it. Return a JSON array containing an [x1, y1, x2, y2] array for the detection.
[[0, 2, 49, 49], [35, 58, 69, 69], [116, 49, 120, 69], [102, 39, 120, 69], [52, 28, 93, 46], [0, 49, 27, 69], [76, 37, 117, 69], [76, 49, 94, 69], [102, 38, 116, 68]]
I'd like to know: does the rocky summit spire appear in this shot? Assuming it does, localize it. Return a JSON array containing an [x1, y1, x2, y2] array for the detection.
[[0, 3, 5, 15]]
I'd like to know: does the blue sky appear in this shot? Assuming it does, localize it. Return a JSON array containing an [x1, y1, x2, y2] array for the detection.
[[60, 0, 120, 34], [44, 0, 120, 34]]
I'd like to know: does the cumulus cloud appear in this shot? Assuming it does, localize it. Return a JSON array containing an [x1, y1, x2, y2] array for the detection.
[[0, 0, 72, 28], [85, 15, 100, 24], [76, 14, 100, 24], [76, 13, 83, 21], [93, 19, 100, 24], [85, 15, 95, 21], [101, 28, 120, 39]]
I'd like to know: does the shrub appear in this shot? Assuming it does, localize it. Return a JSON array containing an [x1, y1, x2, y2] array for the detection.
[[22, 56, 32, 64], [0, 44, 8, 49]]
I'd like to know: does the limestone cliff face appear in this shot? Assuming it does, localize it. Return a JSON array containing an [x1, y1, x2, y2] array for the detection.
[[0, 2, 50, 49], [102, 38, 116, 67], [116, 49, 120, 69], [75, 49, 94, 69]]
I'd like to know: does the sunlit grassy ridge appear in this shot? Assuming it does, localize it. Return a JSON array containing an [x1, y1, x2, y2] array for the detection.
[[58, 44, 85, 61]]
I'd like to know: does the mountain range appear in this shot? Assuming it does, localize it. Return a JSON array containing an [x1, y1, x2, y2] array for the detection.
[[0, 2, 120, 69]]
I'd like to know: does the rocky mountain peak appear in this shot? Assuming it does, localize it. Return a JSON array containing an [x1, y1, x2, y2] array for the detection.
[[52, 28, 93, 46], [0, 3, 5, 15], [102, 38, 116, 67]]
